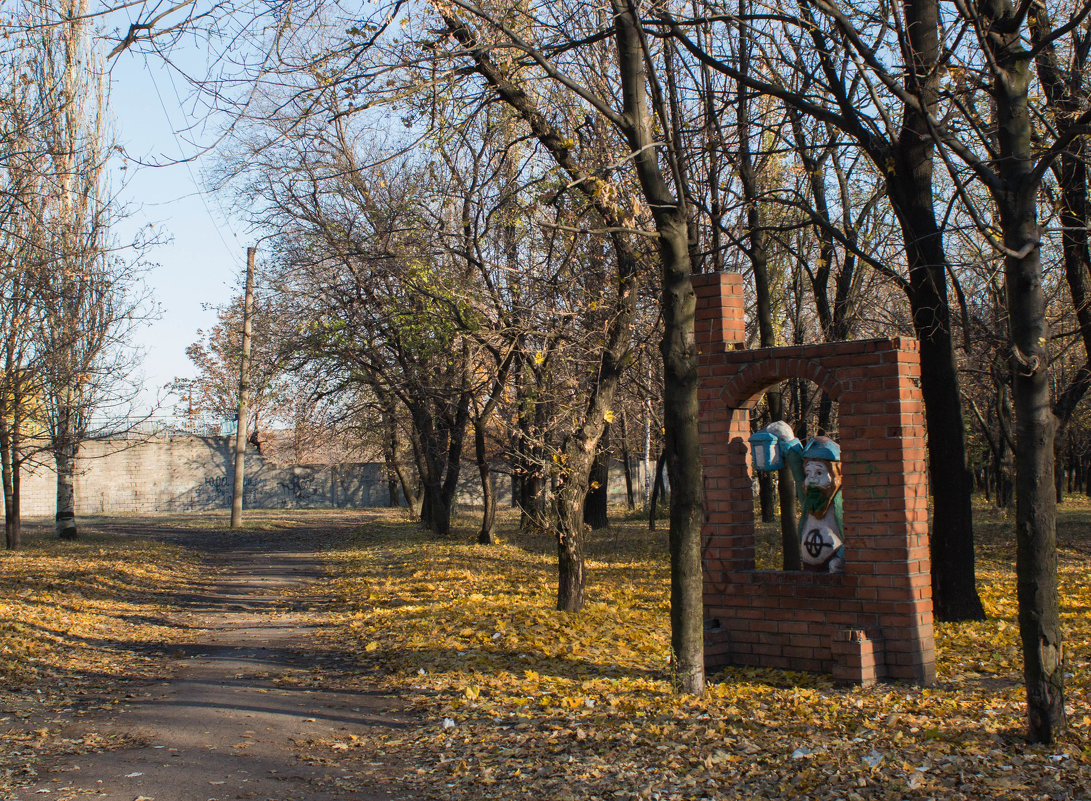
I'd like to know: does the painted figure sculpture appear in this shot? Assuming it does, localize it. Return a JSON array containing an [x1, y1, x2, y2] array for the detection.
[[753, 422, 845, 573]]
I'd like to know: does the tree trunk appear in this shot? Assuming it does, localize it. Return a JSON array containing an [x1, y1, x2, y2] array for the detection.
[[393, 460, 420, 513], [384, 430, 401, 508], [556, 517, 586, 612], [778, 467, 800, 570], [757, 472, 776, 522], [648, 449, 667, 531], [796, 380, 810, 439], [766, 392, 800, 570], [817, 392, 835, 435], [989, 10, 1066, 741], [620, 411, 636, 510], [55, 438, 77, 540], [1033, 8, 1091, 429], [1086, 450, 1091, 497], [888, 40, 985, 618], [583, 423, 611, 531], [408, 385, 469, 539], [474, 415, 495, 545], [0, 413, 20, 550], [908, 261, 983, 619], [520, 472, 545, 531], [611, 2, 704, 693], [516, 371, 549, 532], [413, 424, 450, 537], [553, 437, 596, 611]]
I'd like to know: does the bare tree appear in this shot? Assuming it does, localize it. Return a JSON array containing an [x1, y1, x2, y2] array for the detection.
[[0, 32, 52, 549], [11, 0, 152, 540]]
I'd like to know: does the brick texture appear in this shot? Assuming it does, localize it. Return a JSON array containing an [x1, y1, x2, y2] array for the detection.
[[693, 271, 936, 686]]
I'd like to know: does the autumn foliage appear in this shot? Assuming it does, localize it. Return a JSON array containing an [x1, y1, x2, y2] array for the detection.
[[0, 508, 1086, 798], [315, 506, 1090, 799], [0, 528, 206, 787]]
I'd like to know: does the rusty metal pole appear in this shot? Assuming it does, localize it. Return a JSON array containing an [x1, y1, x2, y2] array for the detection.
[[230, 246, 256, 529]]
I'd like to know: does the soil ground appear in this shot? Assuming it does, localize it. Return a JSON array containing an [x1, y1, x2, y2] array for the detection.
[[9, 516, 413, 801]]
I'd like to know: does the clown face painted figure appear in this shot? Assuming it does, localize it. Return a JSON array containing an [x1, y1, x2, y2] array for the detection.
[[751, 422, 845, 573]]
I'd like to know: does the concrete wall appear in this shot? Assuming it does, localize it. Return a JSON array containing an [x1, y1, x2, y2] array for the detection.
[[7, 436, 392, 516], [5, 435, 655, 516]]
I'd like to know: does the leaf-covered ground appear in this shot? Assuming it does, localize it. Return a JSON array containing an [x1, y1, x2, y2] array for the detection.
[[0, 504, 1087, 800], [310, 502, 1090, 801], [0, 522, 210, 790]]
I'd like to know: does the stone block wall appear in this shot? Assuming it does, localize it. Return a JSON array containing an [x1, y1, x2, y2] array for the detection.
[[7, 437, 391, 516], [693, 271, 935, 685], [5, 437, 650, 517]]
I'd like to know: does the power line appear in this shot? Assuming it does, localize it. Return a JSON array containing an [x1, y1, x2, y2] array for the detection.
[[141, 51, 239, 257]]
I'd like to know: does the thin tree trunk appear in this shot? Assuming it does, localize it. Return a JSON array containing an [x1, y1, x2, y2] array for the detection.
[[817, 393, 834, 434], [516, 370, 548, 532], [648, 449, 667, 531], [383, 422, 400, 508], [620, 411, 636, 510], [1033, 8, 1091, 430], [766, 392, 800, 570], [473, 349, 519, 545], [757, 471, 776, 522], [474, 415, 496, 545], [584, 422, 611, 531], [0, 413, 19, 550], [391, 449, 419, 512]]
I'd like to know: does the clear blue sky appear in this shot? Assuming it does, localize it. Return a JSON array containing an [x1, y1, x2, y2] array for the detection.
[[107, 47, 250, 414]]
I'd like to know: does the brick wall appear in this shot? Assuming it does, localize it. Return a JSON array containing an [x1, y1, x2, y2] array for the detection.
[[694, 272, 935, 685]]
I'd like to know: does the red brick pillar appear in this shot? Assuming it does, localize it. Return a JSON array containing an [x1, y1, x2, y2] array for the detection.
[[693, 273, 753, 666], [837, 339, 935, 684], [692, 272, 745, 355]]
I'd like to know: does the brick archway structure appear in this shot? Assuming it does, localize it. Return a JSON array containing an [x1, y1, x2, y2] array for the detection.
[[693, 272, 935, 685]]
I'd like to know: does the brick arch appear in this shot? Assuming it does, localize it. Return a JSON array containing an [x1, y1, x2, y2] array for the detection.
[[691, 271, 935, 687], [718, 357, 842, 411]]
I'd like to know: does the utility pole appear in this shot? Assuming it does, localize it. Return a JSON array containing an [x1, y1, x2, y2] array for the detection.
[[230, 246, 256, 529]]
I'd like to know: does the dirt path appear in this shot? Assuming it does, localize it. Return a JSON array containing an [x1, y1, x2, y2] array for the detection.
[[15, 525, 410, 801]]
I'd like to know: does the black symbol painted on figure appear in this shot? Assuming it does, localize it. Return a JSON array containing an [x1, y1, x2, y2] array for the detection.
[[804, 529, 825, 558]]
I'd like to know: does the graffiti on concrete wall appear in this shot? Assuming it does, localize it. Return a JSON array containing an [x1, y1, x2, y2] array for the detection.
[[201, 475, 260, 502], [280, 471, 317, 502]]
